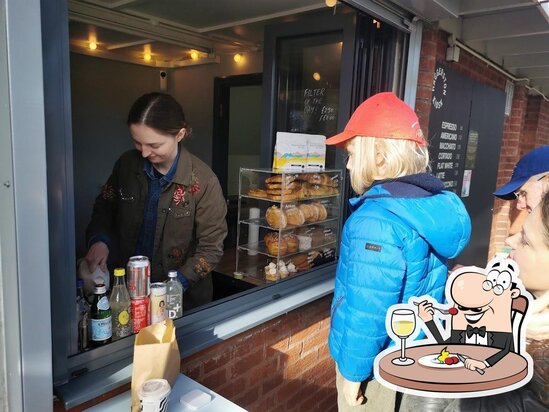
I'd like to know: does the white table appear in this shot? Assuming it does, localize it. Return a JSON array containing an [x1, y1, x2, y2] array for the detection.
[[84, 374, 247, 411]]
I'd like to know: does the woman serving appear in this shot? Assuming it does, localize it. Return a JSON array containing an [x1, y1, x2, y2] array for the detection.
[[85, 92, 227, 310]]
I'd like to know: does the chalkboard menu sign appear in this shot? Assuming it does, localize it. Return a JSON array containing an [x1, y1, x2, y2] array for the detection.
[[428, 64, 474, 195], [287, 87, 339, 137]]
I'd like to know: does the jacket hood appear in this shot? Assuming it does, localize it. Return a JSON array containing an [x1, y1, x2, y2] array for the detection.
[[349, 173, 471, 259]]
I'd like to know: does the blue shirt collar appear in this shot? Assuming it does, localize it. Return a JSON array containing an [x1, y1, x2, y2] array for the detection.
[[143, 149, 181, 185]]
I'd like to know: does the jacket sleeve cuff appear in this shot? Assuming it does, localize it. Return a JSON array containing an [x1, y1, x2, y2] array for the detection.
[[87, 234, 111, 250], [177, 271, 190, 291]]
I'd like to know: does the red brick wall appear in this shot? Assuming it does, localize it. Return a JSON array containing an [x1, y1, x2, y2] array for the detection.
[[414, 26, 535, 259], [180, 296, 337, 412], [530, 96, 549, 147]]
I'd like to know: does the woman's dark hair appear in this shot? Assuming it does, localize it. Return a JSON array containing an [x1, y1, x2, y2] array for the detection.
[[542, 191, 549, 247], [127, 92, 188, 137]]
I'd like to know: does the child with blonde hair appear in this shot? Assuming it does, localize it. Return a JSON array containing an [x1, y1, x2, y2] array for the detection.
[[326, 92, 471, 411]]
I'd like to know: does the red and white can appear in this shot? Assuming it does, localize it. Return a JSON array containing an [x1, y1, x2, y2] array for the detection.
[[127, 255, 150, 299], [131, 297, 150, 333]]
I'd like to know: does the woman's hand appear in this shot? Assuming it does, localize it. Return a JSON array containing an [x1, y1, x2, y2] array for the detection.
[[85, 241, 109, 273], [342, 378, 364, 406]]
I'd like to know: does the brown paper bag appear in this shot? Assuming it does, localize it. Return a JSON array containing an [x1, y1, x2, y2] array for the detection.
[[131, 319, 180, 412]]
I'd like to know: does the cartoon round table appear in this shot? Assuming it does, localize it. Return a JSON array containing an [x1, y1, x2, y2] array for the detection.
[[378, 343, 529, 393]]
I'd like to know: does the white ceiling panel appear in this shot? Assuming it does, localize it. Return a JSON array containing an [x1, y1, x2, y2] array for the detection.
[[393, 0, 549, 98], [67, 0, 549, 98]]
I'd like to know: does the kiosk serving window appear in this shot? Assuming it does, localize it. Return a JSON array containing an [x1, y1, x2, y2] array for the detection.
[[46, 1, 414, 406]]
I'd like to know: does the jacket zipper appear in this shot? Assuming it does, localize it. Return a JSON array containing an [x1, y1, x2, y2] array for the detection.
[[330, 295, 344, 329]]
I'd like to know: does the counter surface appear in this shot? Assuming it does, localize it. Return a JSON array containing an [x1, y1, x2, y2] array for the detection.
[[83, 373, 247, 412]]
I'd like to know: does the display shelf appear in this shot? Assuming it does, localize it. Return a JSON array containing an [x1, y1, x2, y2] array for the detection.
[[241, 193, 340, 202], [237, 240, 338, 258], [238, 216, 339, 231], [236, 168, 343, 283]]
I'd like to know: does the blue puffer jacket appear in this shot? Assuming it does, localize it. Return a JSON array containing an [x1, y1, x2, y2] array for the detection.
[[328, 173, 471, 382]]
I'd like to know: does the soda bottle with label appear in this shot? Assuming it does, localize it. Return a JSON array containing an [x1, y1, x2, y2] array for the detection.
[[110, 268, 132, 340], [165, 271, 183, 319], [150, 282, 167, 324], [91, 283, 112, 346], [76, 279, 90, 351]]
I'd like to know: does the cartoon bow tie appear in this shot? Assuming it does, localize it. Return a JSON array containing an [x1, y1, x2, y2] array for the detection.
[[466, 325, 486, 338]]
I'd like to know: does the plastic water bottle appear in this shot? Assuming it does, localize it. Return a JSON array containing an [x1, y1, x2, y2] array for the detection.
[[165, 271, 183, 319], [76, 279, 90, 351]]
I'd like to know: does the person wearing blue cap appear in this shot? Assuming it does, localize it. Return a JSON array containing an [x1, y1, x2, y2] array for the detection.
[[494, 146, 549, 214]]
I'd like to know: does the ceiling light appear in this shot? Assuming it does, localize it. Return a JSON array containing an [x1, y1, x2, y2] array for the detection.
[[313, 72, 321, 81], [325, 0, 337, 7], [144, 53, 152, 61], [88, 42, 97, 50], [190, 50, 199, 60], [234, 53, 243, 63]]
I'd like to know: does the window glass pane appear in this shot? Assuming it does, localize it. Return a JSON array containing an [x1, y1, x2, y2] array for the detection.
[[276, 33, 343, 139]]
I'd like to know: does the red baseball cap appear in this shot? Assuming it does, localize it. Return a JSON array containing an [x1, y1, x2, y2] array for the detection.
[[325, 92, 426, 147]]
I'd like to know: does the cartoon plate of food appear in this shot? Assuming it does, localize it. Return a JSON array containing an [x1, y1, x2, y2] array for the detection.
[[418, 346, 464, 369]]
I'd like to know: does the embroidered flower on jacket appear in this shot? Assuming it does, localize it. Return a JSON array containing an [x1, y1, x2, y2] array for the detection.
[[173, 184, 186, 205], [189, 171, 200, 195], [194, 257, 212, 278], [101, 184, 116, 201]]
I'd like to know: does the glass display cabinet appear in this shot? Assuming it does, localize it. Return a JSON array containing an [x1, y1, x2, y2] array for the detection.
[[235, 168, 343, 283]]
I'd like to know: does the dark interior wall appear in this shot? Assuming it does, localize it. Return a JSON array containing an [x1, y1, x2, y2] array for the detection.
[[70, 51, 263, 258], [168, 52, 263, 164], [71, 53, 159, 258]]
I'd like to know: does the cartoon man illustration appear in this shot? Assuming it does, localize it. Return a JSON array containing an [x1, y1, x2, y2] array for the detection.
[[418, 258, 524, 372]]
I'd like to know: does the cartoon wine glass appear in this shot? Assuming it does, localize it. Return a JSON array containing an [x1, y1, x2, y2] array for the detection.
[[391, 308, 416, 366]]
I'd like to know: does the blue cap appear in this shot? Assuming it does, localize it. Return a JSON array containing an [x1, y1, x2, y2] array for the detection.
[[494, 146, 549, 200]]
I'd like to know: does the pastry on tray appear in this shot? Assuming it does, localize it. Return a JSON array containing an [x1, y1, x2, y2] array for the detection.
[[265, 174, 297, 184], [310, 202, 328, 220], [303, 173, 339, 187], [267, 191, 300, 201], [264, 232, 287, 255], [283, 233, 299, 253], [265, 205, 287, 228], [247, 188, 268, 198], [264, 262, 279, 282], [265, 181, 301, 190], [290, 253, 311, 272], [284, 206, 306, 226], [297, 204, 315, 222]]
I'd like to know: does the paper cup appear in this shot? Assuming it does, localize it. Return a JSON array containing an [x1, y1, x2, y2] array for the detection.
[[138, 379, 171, 412]]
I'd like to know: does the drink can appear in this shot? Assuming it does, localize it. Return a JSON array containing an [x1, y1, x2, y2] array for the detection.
[[150, 282, 167, 324], [131, 297, 150, 333], [127, 256, 150, 299], [138, 378, 171, 412]]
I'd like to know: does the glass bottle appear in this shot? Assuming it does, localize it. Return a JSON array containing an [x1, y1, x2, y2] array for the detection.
[[165, 270, 183, 319], [110, 268, 132, 340], [76, 279, 90, 351], [90, 283, 112, 346]]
